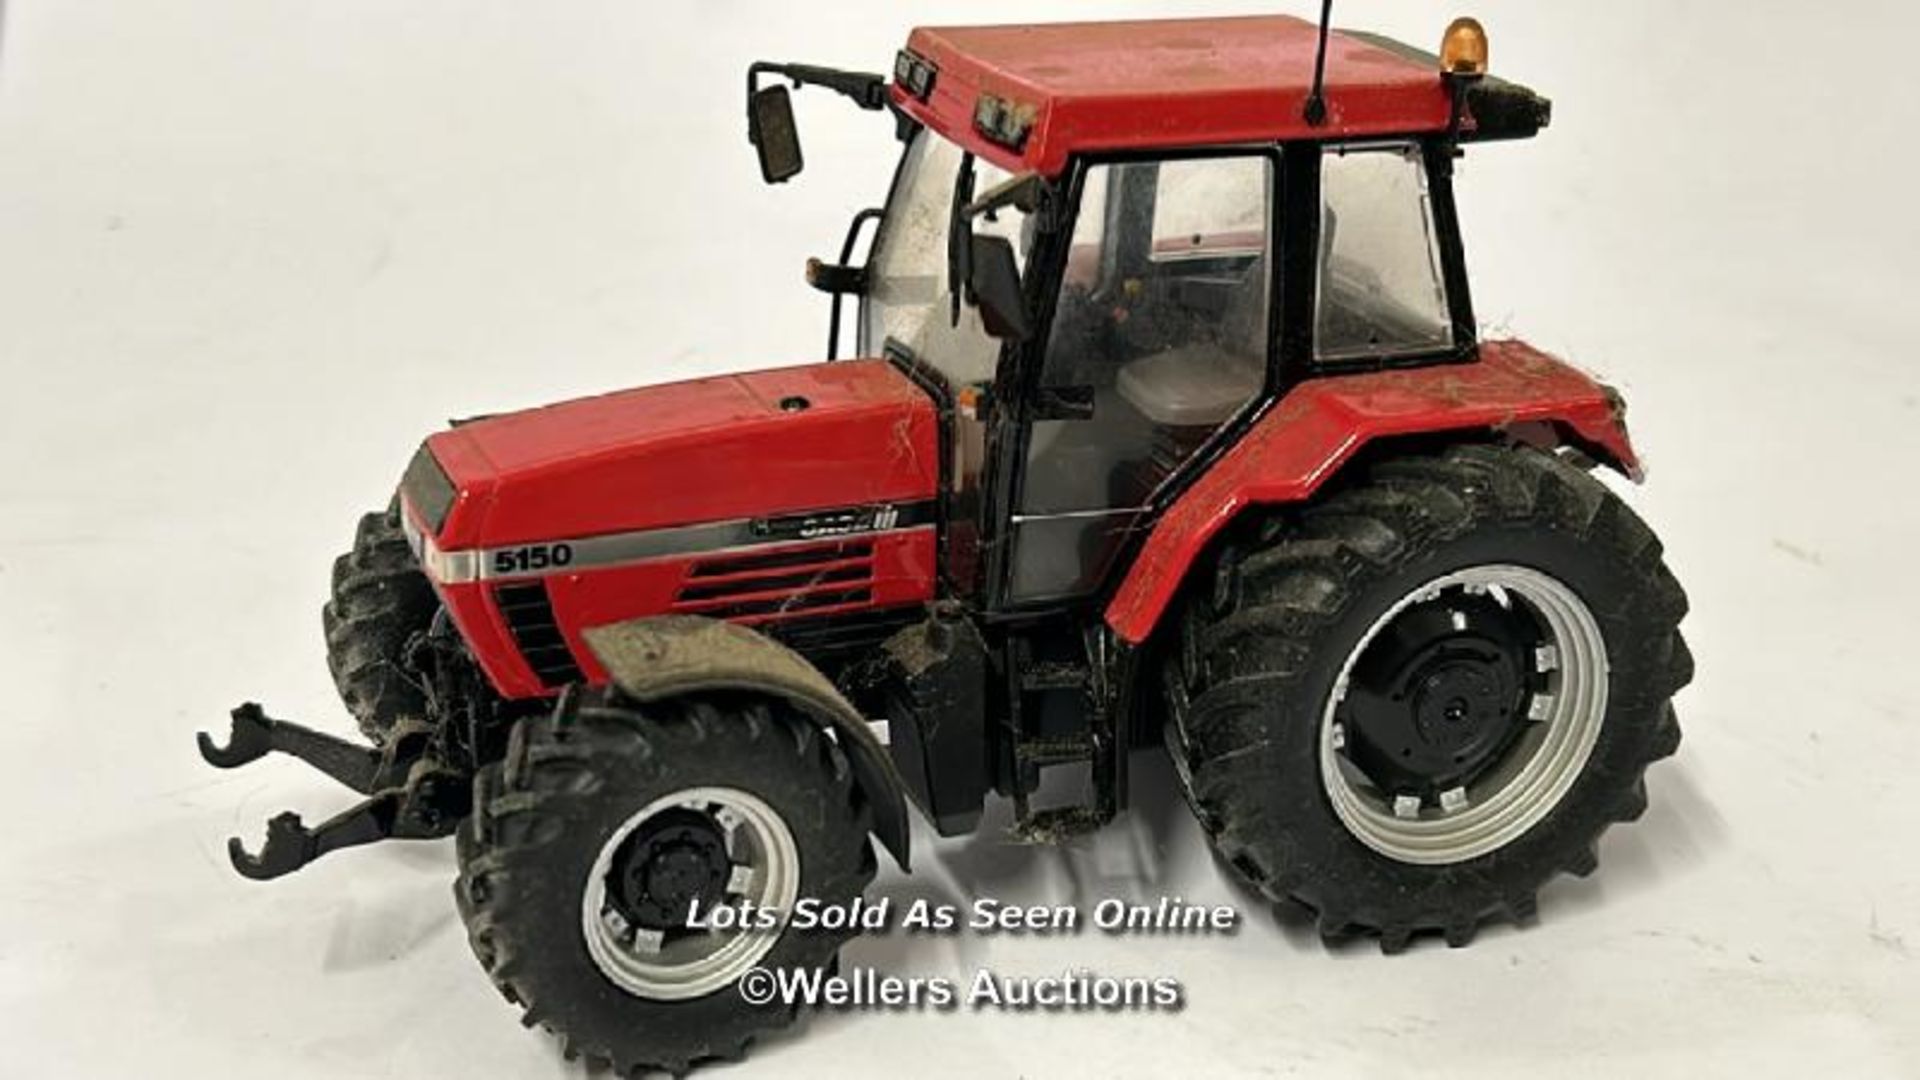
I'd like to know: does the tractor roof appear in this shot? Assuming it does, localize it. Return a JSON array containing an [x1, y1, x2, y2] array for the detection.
[[892, 15, 1545, 176]]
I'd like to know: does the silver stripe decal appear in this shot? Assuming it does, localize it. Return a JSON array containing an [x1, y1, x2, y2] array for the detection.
[[540, 517, 762, 570], [412, 517, 934, 586], [1010, 508, 1139, 524]]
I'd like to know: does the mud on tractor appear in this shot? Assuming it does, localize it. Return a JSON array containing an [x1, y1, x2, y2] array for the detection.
[[201, 11, 1691, 1074]]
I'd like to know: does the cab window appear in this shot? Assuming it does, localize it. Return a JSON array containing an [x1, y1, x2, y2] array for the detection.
[[1008, 153, 1274, 602], [860, 131, 1028, 388], [1316, 143, 1453, 360]]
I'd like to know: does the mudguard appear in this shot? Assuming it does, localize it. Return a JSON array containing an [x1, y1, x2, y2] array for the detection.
[[580, 616, 912, 869], [1105, 340, 1640, 645]]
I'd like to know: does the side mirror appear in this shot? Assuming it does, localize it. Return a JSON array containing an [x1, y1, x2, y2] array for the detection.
[[966, 234, 1031, 341], [749, 85, 804, 184]]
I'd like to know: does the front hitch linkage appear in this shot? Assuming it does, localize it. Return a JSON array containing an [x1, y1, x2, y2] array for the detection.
[[198, 703, 468, 880]]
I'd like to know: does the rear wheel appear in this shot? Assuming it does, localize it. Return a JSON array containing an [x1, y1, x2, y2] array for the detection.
[[1167, 444, 1691, 951], [454, 688, 876, 1074], [323, 505, 439, 745]]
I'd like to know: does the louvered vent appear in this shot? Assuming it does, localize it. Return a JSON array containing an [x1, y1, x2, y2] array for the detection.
[[494, 581, 584, 688], [674, 540, 876, 622]]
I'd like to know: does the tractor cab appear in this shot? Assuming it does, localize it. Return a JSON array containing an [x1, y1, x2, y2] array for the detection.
[[753, 15, 1550, 612], [734, 14, 1597, 844]]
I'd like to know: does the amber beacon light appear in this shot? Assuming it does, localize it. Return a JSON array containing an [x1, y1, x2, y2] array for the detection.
[[1441, 16, 1490, 77]]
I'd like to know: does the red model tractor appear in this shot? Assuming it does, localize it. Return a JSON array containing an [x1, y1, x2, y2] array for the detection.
[[201, 11, 1690, 1074]]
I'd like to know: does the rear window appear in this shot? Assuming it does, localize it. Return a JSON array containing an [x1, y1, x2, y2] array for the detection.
[[1316, 143, 1453, 360]]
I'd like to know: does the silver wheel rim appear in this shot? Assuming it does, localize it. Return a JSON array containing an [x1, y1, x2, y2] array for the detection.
[[581, 786, 799, 1000], [1319, 564, 1609, 865]]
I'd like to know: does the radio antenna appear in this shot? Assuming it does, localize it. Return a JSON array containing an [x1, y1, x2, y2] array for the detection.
[[1302, 0, 1334, 125]]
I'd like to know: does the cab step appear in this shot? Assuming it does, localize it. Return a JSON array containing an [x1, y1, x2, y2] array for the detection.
[[1012, 805, 1109, 843], [1005, 625, 1137, 843], [1015, 735, 1096, 769], [1020, 660, 1090, 693]]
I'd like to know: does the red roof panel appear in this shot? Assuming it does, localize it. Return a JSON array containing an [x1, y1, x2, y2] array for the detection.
[[894, 15, 1452, 175]]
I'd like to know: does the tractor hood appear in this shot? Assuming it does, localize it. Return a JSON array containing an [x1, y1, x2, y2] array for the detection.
[[416, 359, 939, 551]]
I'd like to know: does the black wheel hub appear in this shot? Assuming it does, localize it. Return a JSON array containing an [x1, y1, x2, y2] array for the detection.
[[608, 808, 732, 931], [1338, 591, 1543, 798]]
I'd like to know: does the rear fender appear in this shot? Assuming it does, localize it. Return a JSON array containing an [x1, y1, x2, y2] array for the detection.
[[1105, 341, 1639, 645], [580, 616, 912, 869]]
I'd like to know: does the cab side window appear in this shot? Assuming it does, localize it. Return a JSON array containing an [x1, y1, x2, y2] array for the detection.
[[1026, 154, 1272, 514], [1316, 143, 1453, 360], [1008, 153, 1274, 601]]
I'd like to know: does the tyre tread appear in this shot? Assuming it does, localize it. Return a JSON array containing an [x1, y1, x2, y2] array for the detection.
[[1168, 444, 1691, 952]]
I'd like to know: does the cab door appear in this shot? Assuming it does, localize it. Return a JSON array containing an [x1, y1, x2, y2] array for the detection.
[[1004, 151, 1280, 604]]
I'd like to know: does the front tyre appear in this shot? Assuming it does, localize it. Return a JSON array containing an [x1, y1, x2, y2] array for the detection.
[[454, 688, 876, 1074], [1168, 444, 1691, 952], [323, 505, 439, 745]]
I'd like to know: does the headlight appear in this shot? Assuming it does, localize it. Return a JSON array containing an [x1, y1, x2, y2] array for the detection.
[[400, 443, 457, 535]]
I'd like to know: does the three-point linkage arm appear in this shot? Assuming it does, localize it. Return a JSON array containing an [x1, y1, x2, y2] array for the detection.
[[199, 703, 468, 880]]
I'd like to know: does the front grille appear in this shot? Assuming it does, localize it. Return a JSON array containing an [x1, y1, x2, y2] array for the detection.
[[674, 540, 876, 624], [494, 581, 584, 688], [686, 540, 875, 578]]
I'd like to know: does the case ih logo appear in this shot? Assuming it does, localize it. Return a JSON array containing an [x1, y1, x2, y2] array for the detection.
[[755, 505, 902, 541]]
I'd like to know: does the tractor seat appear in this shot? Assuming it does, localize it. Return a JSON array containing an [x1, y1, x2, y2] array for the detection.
[[1113, 343, 1265, 428], [1114, 255, 1269, 429]]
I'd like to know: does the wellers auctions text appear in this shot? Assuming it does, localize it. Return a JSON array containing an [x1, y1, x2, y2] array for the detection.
[[754, 966, 1187, 1012], [686, 895, 1241, 935]]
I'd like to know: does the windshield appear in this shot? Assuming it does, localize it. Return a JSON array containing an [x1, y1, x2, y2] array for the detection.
[[859, 130, 1029, 387]]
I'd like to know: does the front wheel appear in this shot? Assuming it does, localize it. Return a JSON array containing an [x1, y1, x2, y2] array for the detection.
[[1168, 444, 1692, 951], [454, 688, 876, 1073], [323, 505, 439, 745]]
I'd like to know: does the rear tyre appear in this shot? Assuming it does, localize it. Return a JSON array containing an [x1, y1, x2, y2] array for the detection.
[[323, 505, 439, 745], [1167, 444, 1691, 952], [454, 688, 876, 1074]]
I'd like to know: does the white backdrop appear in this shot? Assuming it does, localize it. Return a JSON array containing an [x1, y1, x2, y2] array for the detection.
[[2, 1, 1917, 1077]]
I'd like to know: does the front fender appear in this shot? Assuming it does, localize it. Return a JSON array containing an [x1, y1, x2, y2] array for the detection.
[[1105, 340, 1640, 645], [580, 616, 912, 870]]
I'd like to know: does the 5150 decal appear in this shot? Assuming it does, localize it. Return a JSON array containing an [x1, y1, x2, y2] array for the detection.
[[492, 543, 575, 576]]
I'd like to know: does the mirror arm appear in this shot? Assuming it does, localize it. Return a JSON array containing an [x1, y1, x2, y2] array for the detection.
[[746, 62, 890, 184], [748, 61, 889, 111]]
